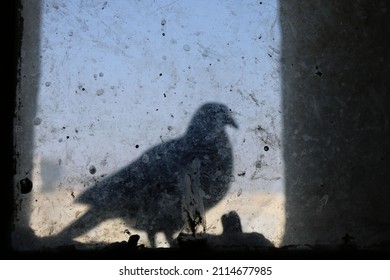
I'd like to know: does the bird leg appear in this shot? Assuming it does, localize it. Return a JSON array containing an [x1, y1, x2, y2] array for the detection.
[[180, 158, 206, 236]]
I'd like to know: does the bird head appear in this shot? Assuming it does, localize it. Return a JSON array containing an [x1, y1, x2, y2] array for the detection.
[[187, 103, 238, 135]]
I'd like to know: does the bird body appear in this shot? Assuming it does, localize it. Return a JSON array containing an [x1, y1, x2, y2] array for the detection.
[[56, 102, 238, 247]]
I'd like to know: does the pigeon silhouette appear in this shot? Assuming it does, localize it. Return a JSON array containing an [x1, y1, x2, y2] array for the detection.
[[55, 102, 238, 247]]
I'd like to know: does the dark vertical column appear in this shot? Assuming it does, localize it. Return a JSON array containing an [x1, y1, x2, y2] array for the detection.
[[12, 0, 41, 250], [280, 0, 390, 247], [3, 0, 23, 255]]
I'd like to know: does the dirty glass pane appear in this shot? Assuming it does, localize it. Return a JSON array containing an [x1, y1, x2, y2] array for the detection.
[[14, 0, 284, 251]]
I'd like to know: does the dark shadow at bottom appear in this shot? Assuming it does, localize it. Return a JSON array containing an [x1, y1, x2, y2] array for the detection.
[[8, 211, 390, 260]]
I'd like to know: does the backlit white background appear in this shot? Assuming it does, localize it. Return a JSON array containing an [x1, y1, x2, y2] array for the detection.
[[15, 0, 285, 248]]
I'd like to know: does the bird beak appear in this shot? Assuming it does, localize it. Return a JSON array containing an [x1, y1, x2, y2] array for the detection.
[[227, 115, 238, 129]]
